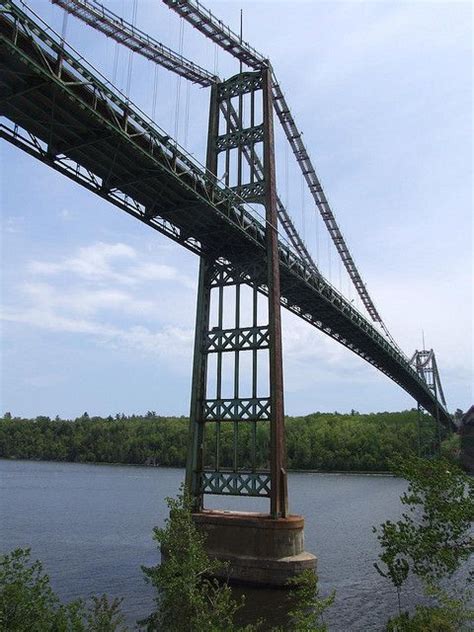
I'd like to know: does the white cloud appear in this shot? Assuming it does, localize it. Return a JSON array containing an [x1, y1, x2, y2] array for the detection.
[[1, 242, 195, 364], [281, 312, 375, 394], [21, 282, 155, 317], [1, 304, 193, 362], [29, 242, 137, 283], [28, 242, 195, 290], [132, 262, 195, 288]]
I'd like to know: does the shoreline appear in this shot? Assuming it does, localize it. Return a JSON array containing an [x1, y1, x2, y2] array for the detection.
[[0, 456, 394, 476]]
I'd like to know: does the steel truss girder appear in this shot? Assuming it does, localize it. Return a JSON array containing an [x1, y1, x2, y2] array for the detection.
[[0, 0, 452, 430], [3, 123, 452, 429], [51, 0, 316, 272]]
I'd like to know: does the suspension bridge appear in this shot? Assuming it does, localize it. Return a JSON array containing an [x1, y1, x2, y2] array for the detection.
[[0, 0, 453, 584]]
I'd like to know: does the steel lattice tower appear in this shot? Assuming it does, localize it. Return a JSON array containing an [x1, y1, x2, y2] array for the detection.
[[186, 68, 288, 518]]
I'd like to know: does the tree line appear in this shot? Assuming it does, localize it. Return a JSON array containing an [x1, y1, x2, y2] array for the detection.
[[0, 409, 457, 471]]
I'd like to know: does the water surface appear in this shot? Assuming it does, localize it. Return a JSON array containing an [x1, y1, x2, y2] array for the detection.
[[1, 459, 420, 630]]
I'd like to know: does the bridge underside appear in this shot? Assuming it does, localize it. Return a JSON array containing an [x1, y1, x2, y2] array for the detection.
[[0, 1, 452, 428]]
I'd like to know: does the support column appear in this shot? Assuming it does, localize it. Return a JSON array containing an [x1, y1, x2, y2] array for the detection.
[[262, 67, 287, 519], [185, 257, 212, 511]]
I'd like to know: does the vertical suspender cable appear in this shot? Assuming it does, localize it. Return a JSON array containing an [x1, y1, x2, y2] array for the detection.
[[327, 232, 332, 284], [60, 8, 68, 44], [214, 42, 219, 76], [57, 5, 68, 79], [239, 9, 243, 74], [112, 41, 119, 85], [316, 204, 319, 266], [301, 174, 306, 242], [174, 18, 184, 144], [338, 257, 342, 294], [152, 64, 159, 121], [125, 0, 138, 99], [184, 81, 191, 148]]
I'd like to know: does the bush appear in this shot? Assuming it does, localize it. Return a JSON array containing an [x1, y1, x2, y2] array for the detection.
[[0, 548, 126, 631]]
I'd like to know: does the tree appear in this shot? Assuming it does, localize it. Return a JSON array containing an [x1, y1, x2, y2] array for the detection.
[[285, 570, 334, 632], [141, 487, 255, 632], [373, 457, 473, 629]]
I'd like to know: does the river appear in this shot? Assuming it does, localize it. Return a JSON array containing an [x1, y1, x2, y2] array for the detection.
[[1, 459, 425, 630]]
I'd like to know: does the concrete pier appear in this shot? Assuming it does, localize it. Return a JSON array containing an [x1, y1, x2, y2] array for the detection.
[[193, 510, 316, 586]]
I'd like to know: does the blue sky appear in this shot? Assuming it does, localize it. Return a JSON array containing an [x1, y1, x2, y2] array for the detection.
[[1, 0, 472, 419]]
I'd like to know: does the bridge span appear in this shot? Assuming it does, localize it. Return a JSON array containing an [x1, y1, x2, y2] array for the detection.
[[0, 0, 451, 428], [1, 0, 456, 586]]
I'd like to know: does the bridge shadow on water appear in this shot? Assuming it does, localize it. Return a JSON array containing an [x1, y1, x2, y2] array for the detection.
[[232, 584, 299, 631]]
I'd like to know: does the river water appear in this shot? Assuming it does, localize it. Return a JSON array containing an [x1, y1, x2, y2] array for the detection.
[[0, 459, 425, 630]]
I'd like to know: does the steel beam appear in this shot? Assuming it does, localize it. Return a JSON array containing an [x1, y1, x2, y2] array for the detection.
[[263, 67, 287, 518]]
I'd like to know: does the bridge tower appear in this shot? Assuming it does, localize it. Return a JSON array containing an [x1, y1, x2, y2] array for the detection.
[[411, 349, 447, 457], [185, 67, 316, 584]]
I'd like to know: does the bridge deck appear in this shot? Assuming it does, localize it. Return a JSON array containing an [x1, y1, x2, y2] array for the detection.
[[0, 0, 452, 427]]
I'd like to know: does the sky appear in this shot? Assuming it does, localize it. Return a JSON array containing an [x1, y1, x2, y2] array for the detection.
[[0, 0, 472, 419]]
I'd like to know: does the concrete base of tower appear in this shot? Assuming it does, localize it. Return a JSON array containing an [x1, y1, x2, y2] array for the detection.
[[192, 510, 316, 587]]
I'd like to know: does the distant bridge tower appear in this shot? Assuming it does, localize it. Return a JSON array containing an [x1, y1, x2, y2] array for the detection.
[[410, 349, 447, 456], [185, 67, 315, 584]]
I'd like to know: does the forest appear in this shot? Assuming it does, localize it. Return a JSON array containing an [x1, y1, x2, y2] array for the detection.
[[0, 410, 458, 471]]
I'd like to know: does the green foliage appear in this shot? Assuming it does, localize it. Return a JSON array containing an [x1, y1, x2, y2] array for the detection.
[[285, 570, 335, 632], [85, 595, 127, 632], [374, 457, 473, 585], [0, 410, 451, 471], [0, 414, 189, 466], [440, 433, 461, 464], [0, 548, 77, 631], [0, 548, 126, 632], [385, 587, 473, 631], [141, 487, 255, 632], [374, 457, 473, 626]]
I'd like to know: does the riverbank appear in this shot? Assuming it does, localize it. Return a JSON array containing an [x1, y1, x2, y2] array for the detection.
[[0, 410, 458, 472]]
